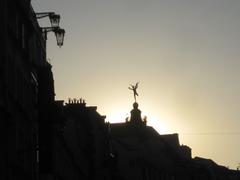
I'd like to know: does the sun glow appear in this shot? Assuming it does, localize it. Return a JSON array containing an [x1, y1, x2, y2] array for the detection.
[[105, 108, 172, 135], [106, 111, 129, 123], [144, 114, 172, 135]]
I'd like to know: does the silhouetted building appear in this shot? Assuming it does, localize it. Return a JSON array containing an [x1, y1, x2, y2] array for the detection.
[[109, 103, 192, 180], [39, 99, 118, 180], [38, 63, 57, 180], [109, 103, 239, 180], [193, 157, 240, 180], [1, 1, 240, 180], [1, 1, 47, 179]]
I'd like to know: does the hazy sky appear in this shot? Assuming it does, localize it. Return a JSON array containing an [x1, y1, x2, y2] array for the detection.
[[32, 0, 240, 169]]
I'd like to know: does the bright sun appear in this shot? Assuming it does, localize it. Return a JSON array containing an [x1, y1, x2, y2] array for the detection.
[[146, 115, 171, 134], [106, 111, 129, 123], [106, 110, 171, 135]]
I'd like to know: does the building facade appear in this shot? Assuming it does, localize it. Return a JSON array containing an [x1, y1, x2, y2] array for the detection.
[[0, 0, 49, 179], [39, 99, 117, 180], [109, 102, 240, 180]]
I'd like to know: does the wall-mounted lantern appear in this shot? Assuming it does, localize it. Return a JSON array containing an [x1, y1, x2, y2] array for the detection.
[[35, 12, 65, 47]]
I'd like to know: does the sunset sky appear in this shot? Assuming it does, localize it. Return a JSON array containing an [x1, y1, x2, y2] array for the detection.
[[32, 0, 240, 169]]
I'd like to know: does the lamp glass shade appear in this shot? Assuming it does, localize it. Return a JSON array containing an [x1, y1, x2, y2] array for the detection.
[[50, 14, 60, 27], [55, 28, 65, 47]]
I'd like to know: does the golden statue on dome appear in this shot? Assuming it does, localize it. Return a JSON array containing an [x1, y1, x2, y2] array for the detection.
[[128, 82, 139, 102]]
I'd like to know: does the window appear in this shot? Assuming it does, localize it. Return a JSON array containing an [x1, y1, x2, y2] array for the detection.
[[7, 55, 15, 95], [22, 24, 25, 49]]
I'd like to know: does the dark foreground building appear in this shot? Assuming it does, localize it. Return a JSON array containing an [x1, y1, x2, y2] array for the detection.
[[40, 99, 116, 180], [0, 0, 47, 179]]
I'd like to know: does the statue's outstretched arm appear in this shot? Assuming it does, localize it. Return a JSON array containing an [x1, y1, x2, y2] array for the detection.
[[135, 82, 139, 88]]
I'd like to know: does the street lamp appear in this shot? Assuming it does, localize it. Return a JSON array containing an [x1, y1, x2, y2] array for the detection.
[[55, 28, 65, 47], [35, 12, 65, 47], [35, 12, 60, 27], [41, 27, 65, 47]]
